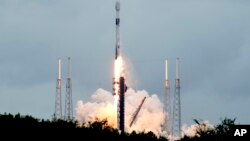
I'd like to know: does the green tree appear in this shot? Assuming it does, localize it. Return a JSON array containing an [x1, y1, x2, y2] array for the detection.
[[215, 117, 236, 141]]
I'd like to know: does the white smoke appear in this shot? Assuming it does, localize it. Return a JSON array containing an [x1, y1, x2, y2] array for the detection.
[[75, 88, 165, 136], [122, 56, 138, 88], [75, 89, 116, 127], [75, 88, 215, 139]]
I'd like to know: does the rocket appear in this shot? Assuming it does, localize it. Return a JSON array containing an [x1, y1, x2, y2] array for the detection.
[[115, 1, 120, 59], [113, 1, 127, 132]]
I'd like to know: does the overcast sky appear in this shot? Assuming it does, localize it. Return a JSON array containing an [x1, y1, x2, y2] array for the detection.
[[0, 0, 249, 126]]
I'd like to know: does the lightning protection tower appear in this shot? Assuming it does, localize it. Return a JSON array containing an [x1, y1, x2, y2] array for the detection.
[[55, 58, 62, 120], [172, 58, 181, 138], [65, 57, 73, 121], [163, 59, 171, 135]]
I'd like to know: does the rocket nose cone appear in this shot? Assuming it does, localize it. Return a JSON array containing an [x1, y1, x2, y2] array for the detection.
[[115, 1, 120, 11]]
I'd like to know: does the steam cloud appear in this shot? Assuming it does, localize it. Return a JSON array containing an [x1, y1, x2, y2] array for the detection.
[[76, 88, 165, 136], [75, 88, 214, 138]]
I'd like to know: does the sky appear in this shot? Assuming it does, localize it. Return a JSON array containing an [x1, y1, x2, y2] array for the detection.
[[0, 0, 249, 126]]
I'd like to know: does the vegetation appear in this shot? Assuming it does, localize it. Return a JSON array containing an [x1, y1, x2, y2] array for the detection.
[[182, 118, 237, 141], [0, 113, 76, 129], [0, 113, 239, 141]]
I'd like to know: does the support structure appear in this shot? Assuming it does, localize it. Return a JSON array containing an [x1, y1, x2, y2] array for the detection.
[[129, 96, 146, 127], [55, 58, 62, 120], [172, 58, 181, 138], [118, 76, 127, 132], [163, 59, 171, 135], [65, 57, 73, 121]]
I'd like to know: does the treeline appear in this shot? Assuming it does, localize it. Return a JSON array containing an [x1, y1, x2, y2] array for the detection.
[[0, 113, 76, 128], [182, 118, 237, 141], [0, 113, 166, 141], [0, 113, 239, 141]]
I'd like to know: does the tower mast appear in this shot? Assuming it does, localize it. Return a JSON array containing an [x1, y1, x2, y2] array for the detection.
[[55, 58, 62, 120], [65, 57, 73, 121], [163, 59, 171, 135], [173, 58, 181, 138]]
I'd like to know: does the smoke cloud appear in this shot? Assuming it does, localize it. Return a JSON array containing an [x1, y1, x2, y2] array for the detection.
[[75, 88, 215, 139], [76, 88, 165, 136]]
